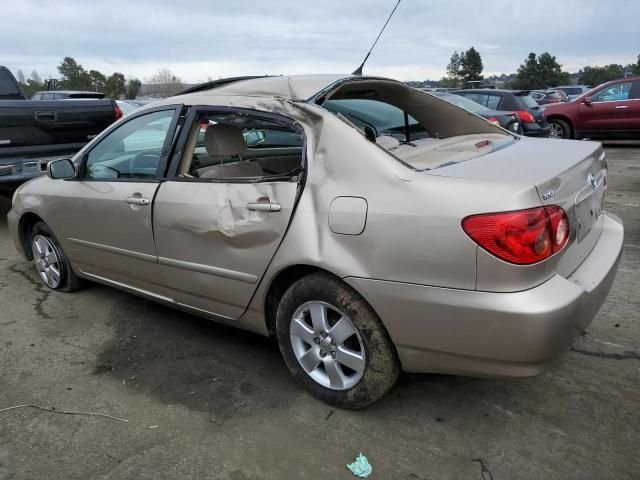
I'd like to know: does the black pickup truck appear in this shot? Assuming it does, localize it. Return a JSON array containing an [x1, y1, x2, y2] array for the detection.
[[0, 66, 121, 194]]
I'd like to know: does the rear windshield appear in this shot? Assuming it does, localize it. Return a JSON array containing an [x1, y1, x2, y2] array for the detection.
[[516, 93, 539, 109], [0, 69, 22, 99], [437, 93, 490, 114], [323, 99, 429, 141]]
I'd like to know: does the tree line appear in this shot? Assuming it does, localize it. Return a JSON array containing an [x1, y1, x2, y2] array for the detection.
[[442, 48, 640, 89], [15, 57, 185, 99]]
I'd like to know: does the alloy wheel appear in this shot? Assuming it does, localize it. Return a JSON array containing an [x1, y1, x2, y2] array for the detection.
[[289, 301, 366, 391], [549, 122, 564, 139], [31, 235, 64, 289]]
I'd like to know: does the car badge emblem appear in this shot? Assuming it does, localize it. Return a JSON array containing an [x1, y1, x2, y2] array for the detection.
[[542, 190, 555, 200], [588, 173, 598, 190]]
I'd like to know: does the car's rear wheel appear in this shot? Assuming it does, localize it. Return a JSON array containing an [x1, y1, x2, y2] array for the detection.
[[276, 272, 400, 409], [30, 222, 82, 292], [549, 119, 571, 139]]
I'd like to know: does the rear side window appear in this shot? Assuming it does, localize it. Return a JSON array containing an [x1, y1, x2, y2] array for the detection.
[[486, 95, 501, 110], [461, 93, 489, 107], [0, 69, 22, 99], [177, 111, 303, 180], [41, 93, 55, 100]]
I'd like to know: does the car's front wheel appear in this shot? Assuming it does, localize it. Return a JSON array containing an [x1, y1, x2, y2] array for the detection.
[[276, 272, 400, 409], [30, 221, 82, 292], [549, 119, 571, 139]]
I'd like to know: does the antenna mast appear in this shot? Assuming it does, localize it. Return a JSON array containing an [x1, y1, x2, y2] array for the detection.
[[352, 0, 402, 75]]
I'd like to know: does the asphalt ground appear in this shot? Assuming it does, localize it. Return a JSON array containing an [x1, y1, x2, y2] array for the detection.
[[0, 142, 638, 479]]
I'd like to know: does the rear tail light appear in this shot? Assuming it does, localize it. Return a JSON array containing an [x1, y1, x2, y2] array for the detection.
[[462, 206, 570, 265], [547, 99, 561, 103], [113, 102, 123, 121], [515, 111, 535, 123], [486, 117, 500, 125]]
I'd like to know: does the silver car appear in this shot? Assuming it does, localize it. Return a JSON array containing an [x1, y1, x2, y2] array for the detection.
[[8, 75, 623, 408]]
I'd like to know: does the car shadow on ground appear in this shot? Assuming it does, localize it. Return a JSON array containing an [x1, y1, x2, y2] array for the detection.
[[0, 195, 539, 421]]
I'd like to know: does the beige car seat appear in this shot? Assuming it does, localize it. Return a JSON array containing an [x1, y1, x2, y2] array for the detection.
[[200, 124, 264, 178]]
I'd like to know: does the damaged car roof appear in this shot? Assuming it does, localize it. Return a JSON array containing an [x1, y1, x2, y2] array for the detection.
[[175, 74, 361, 101]]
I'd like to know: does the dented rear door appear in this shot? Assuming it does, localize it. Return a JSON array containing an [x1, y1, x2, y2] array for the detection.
[[152, 180, 298, 318]]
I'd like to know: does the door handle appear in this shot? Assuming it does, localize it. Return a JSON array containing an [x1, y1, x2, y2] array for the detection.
[[615, 105, 628, 109], [34, 111, 56, 121], [126, 196, 150, 205], [247, 202, 282, 212]]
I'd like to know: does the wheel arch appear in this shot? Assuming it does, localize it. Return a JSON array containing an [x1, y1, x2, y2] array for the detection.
[[17, 212, 46, 260], [263, 264, 363, 337], [546, 114, 575, 138]]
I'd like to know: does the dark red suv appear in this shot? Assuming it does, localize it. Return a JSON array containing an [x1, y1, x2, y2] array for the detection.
[[544, 76, 640, 139]]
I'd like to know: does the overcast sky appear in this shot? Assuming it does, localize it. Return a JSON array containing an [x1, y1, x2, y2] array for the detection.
[[2, 0, 639, 83]]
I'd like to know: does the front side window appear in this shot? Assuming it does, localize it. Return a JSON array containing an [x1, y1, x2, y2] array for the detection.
[[592, 82, 632, 102], [177, 111, 303, 180], [83, 109, 175, 180]]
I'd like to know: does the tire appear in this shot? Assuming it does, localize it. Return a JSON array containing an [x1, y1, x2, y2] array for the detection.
[[549, 119, 571, 139], [276, 272, 400, 409], [30, 221, 83, 292]]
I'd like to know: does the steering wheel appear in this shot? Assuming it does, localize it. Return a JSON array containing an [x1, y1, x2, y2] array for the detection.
[[130, 151, 160, 175], [89, 164, 121, 179]]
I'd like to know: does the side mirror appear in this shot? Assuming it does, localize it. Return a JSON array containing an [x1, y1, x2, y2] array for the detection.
[[583, 96, 592, 106], [47, 158, 76, 179]]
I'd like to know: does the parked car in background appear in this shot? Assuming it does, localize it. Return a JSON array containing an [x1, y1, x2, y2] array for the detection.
[[432, 91, 521, 133], [530, 90, 568, 105], [115, 100, 141, 116], [31, 90, 105, 100], [0, 66, 122, 194], [544, 76, 640, 139], [8, 74, 622, 408], [554, 85, 591, 101], [454, 89, 551, 137]]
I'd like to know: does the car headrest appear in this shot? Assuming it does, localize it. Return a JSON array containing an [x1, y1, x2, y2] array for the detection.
[[204, 123, 247, 157]]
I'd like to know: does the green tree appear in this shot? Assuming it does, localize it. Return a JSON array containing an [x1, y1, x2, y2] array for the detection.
[[57, 57, 92, 90], [104, 72, 127, 99], [631, 54, 640, 75], [536, 52, 570, 87], [513, 52, 569, 89], [514, 52, 540, 89], [581, 64, 624, 87], [20, 70, 47, 98], [125, 78, 142, 99], [459, 47, 483, 84], [88, 69, 106, 92], [445, 51, 462, 87]]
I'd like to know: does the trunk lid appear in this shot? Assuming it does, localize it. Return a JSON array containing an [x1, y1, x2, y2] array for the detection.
[[430, 137, 607, 278]]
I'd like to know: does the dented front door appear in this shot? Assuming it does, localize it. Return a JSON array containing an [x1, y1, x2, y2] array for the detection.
[[152, 180, 298, 318]]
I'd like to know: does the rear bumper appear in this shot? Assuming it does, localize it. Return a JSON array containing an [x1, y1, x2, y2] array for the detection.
[[345, 213, 624, 377], [523, 123, 551, 138]]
